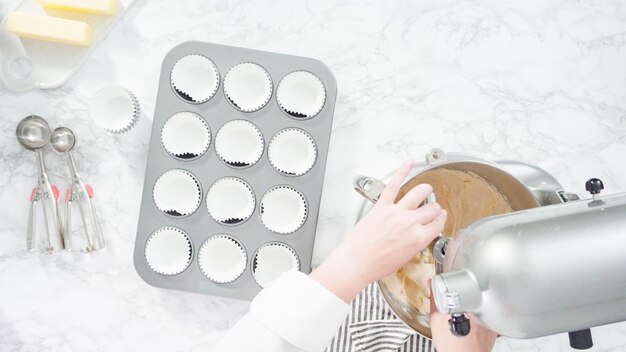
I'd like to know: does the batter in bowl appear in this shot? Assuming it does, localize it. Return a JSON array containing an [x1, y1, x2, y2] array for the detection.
[[383, 168, 514, 314]]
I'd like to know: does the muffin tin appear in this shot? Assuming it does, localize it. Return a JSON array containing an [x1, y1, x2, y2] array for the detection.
[[134, 41, 336, 300]]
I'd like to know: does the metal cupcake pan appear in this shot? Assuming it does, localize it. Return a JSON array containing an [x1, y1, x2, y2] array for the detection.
[[134, 41, 336, 300]]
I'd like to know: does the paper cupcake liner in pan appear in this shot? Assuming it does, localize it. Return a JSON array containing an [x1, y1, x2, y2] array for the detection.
[[252, 242, 300, 288], [215, 120, 264, 168], [171, 54, 220, 104], [260, 186, 308, 234], [153, 169, 202, 217], [268, 128, 317, 176], [89, 86, 141, 134], [206, 177, 255, 225], [161, 112, 211, 160], [198, 235, 247, 284], [276, 71, 326, 119], [223, 62, 273, 112], [145, 227, 193, 275]]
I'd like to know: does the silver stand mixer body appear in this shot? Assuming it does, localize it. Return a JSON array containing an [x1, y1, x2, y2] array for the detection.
[[432, 188, 626, 339]]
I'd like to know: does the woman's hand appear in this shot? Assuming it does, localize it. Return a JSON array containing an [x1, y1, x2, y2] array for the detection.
[[429, 288, 497, 352], [310, 161, 447, 302]]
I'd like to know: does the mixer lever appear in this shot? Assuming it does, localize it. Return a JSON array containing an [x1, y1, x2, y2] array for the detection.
[[449, 313, 471, 337], [569, 329, 593, 350], [564, 178, 605, 350]]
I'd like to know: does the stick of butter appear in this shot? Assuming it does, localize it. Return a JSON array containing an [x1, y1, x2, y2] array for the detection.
[[36, 0, 116, 16], [7, 12, 92, 47]]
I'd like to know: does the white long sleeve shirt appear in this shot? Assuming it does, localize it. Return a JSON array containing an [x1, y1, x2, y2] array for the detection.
[[214, 270, 351, 352]]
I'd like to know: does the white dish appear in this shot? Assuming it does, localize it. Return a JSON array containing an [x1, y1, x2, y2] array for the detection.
[[253, 242, 300, 288], [145, 227, 192, 275], [89, 86, 140, 134], [198, 235, 247, 283], [0, 0, 136, 92], [276, 71, 326, 118], [153, 169, 201, 217], [215, 120, 264, 168], [268, 128, 317, 176], [161, 112, 211, 160], [206, 177, 255, 225], [170, 54, 219, 104], [260, 186, 307, 234], [223, 62, 272, 112]]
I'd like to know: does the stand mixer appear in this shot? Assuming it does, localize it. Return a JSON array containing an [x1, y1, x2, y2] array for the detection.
[[354, 149, 626, 350], [430, 177, 626, 349]]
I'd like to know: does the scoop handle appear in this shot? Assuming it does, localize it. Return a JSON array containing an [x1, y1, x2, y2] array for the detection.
[[31, 149, 64, 251], [39, 180, 65, 251], [66, 176, 104, 252]]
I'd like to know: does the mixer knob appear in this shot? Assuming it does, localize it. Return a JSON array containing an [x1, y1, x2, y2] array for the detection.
[[585, 178, 604, 195], [448, 313, 471, 337], [569, 329, 593, 350]]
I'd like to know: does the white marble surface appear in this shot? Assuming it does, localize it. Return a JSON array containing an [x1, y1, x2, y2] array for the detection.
[[1, 0, 626, 351]]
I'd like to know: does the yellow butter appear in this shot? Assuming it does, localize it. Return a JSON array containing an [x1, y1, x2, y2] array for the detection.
[[37, 0, 116, 16], [7, 12, 92, 47]]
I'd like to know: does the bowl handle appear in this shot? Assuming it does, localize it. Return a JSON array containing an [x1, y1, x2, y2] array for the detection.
[[353, 176, 386, 203], [426, 148, 448, 165]]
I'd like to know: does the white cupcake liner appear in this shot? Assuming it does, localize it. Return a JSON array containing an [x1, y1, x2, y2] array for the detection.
[[89, 86, 140, 134], [206, 177, 255, 225], [260, 186, 308, 234], [153, 169, 202, 217], [268, 128, 317, 176], [171, 54, 220, 104], [198, 235, 247, 284], [145, 227, 193, 275], [161, 112, 211, 160], [223, 62, 273, 112], [215, 120, 264, 168], [253, 242, 300, 288], [276, 71, 326, 118]]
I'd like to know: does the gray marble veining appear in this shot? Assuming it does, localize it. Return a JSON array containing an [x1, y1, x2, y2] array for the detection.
[[1, 0, 625, 351]]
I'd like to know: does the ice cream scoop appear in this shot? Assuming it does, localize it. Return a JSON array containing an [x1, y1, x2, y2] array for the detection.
[[51, 127, 104, 252], [16, 115, 64, 252]]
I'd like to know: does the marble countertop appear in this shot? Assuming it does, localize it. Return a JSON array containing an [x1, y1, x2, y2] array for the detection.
[[1, 0, 626, 351]]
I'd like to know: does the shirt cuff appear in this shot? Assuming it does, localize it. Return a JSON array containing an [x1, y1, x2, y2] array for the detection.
[[250, 270, 350, 352]]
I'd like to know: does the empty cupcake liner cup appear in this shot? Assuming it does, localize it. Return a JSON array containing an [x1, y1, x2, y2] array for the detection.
[[277, 71, 326, 119], [153, 169, 202, 217], [161, 112, 211, 160], [268, 128, 317, 176], [215, 120, 264, 168], [206, 177, 256, 225], [223, 62, 273, 112], [253, 242, 300, 288], [260, 186, 308, 234], [198, 235, 248, 284], [89, 86, 141, 134], [145, 227, 193, 276], [171, 54, 220, 104]]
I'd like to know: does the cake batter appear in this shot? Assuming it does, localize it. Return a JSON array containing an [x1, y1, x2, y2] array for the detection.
[[383, 168, 514, 314]]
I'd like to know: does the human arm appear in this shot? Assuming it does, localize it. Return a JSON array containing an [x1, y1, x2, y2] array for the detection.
[[214, 162, 447, 352]]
